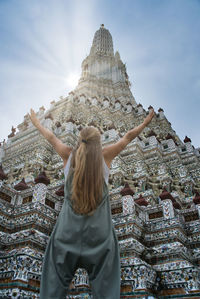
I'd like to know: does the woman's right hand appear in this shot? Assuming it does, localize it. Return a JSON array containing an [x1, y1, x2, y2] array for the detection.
[[143, 109, 155, 126], [28, 108, 40, 128]]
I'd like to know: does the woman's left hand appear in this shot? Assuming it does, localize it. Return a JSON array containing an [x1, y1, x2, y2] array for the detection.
[[144, 109, 155, 126]]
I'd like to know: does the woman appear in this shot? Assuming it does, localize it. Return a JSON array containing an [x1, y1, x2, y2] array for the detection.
[[29, 108, 154, 299]]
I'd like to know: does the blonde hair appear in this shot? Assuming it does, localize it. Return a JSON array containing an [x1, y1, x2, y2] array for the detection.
[[70, 127, 103, 215]]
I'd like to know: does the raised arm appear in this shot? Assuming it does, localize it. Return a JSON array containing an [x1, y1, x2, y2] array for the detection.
[[103, 109, 155, 167], [28, 109, 72, 166]]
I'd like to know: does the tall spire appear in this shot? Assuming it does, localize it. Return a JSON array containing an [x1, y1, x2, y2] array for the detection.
[[90, 24, 114, 56], [75, 25, 134, 103]]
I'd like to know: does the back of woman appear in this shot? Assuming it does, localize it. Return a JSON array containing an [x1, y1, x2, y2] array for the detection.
[[40, 127, 121, 299]]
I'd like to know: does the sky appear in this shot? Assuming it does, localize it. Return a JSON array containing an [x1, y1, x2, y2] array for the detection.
[[0, 0, 199, 147]]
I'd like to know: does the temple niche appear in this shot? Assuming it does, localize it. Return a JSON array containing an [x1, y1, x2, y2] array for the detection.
[[0, 25, 200, 298]]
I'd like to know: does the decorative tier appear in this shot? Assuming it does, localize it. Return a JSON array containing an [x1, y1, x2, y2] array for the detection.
[[34, 171, 50, 185], [120, 183, 134, 196], [0, 164, 7, 180], [55, 185, 64, 197], [14, 178, 29, 191], [135, 194, 148, 207]]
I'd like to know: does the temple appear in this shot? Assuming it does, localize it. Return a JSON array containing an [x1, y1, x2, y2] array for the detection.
[[0, 25, 200, 298]]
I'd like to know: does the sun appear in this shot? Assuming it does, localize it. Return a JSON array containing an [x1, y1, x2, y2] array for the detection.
[[65, 72, 80, 90]]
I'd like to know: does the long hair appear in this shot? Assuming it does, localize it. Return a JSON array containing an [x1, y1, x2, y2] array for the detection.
[[69, 126, 103, 215]]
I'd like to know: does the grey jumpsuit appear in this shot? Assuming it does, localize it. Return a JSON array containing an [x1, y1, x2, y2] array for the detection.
[[40, 156, 121, 299]]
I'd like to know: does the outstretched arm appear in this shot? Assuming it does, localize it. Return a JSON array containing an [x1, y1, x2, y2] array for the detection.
[[28, 108, 72, 166], [103, 109, 155, 167]]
